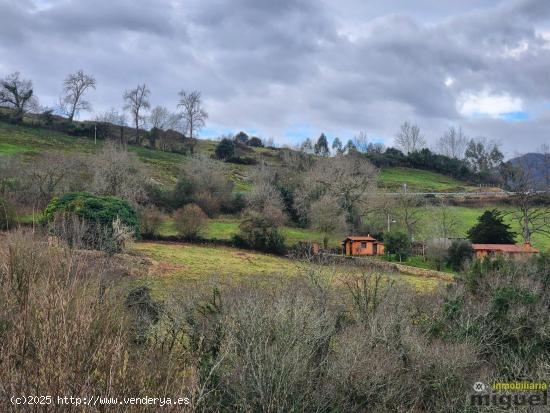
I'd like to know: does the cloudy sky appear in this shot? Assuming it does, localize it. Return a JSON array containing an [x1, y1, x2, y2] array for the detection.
[[1, 0, 549, 155]]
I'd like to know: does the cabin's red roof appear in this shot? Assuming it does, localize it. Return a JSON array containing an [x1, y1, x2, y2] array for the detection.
[[343, 235, 379, 242], [472, 243, 539, 253]]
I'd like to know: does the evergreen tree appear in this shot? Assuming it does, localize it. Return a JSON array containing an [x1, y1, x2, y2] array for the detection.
[[314, 133, 330, 156], [301, 138, 313, 154], [467, 209, 516, 244], [345, 139, 357, 154], [332, 137, 343, 154], [234, 131, 249, 144]]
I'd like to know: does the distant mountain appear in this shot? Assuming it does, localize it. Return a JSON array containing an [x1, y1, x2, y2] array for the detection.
[[509, 153, 550, 190]]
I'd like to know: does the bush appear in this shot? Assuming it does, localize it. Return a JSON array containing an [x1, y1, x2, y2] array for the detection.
[[138, 205, 163, 238], [42, 192, 139, 252], [175, 156, 234, 215], [247, 136, 264, 147], [125, 286, 163, 344], [0, 196, 16, 230], [447, 239, 474, 271], [214, 138, 236, 160], [0, 230, 189, 403], [233, 211, 286, 254], [426, 238, 450, 271], [173, 204, 207, 239], [225, 156, 258, 165], [384, 231, 411, 261]]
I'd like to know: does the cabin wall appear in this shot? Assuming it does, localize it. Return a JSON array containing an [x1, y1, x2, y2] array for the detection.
[[343, 240, 385, 256]]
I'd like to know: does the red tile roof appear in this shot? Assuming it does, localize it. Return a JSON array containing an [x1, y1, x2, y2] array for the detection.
[[472, 243, 539, 253], [343, 235, 379, 242]]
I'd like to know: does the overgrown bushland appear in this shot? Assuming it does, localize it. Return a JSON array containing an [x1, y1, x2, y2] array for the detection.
[[0, 196, 15, 230], [0, 231, 192, 411], [1, 230, 549, 412], [426, 254, 550, 381]]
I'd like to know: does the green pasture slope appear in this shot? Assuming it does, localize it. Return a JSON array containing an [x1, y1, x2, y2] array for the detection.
[[1, 121, 482, 193], [159, 217, 344, 248], [133, 241, 441, 295], [378, 167, 481, 193], [0, 121, 257, 188]]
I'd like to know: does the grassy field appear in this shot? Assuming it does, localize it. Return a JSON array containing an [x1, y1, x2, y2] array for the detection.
[[133, 241, 443, 295], [410, 205, 549, 251], [159, 216, 345, 247], [378, 167, 481, 192]]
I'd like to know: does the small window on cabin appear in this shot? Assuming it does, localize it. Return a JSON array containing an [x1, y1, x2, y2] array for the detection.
[[361, 241, 367, 248]]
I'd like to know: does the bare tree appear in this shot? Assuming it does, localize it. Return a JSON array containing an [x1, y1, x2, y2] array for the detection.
[[95, 107, 127, 126], [540, 144, 550, 190], [395, 193, 424, 239], [0, 72, 38, 122], [295, 153, 378, 232], [95, 107, 127, 144], [502, 160, 550, 244], [177, 90, 208, 152], [309, 194, 347, 248], [367, 192, 397, 233], [148, 105, 178, 130], [430, 198, 458, 239], [60, 70, 96, 121], [123, 84, 151, 145], [91, 142, 148, 206], [247, 166, 288, 224], [352, 130, 369, 153], [394, 122, 426, 154], [436, 126, 468, 159]]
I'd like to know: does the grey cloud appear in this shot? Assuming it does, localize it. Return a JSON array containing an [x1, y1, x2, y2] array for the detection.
[[0, 0, 548, 153]]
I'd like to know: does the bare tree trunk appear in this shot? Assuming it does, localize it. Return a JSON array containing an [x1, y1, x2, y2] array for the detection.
[[522, 207, 530, 243]]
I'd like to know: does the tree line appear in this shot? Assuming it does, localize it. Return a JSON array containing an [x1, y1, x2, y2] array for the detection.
[[0, 70, 207, 150]]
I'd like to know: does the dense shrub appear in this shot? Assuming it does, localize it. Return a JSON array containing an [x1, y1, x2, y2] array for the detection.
[[137, 205, 164, 238], [383, 231, 411, 261], [0, 231, 190, 406], [447, 239, 474, 271], [125, 286, 163, 344], [2, 229, 548, 412], [426, 238, 450, 270], [173, 203, 208, 239], [214, 138, 236, 160], [233, 211, 286, 254], [225, 156, 258, 165], [42, 192, 139, 252], [247, 136, 263, 147], [426, 255, 550, 381]]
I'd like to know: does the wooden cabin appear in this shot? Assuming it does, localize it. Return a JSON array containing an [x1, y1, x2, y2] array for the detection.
[[472, 243, 539, 260], [342, 235, 385, 256]]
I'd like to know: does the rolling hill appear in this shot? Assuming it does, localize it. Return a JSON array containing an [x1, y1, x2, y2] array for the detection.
[[0, 120, 482, 194]]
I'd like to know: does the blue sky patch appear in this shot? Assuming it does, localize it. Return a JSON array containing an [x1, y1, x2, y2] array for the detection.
[[500, 111, 529, 121]]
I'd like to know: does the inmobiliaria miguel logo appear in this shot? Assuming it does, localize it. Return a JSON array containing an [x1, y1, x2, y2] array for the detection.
[[470, 381, 548, 409]]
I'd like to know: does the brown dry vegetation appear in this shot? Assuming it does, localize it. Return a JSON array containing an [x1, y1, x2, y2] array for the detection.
[[2, 229, 549, 412]]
